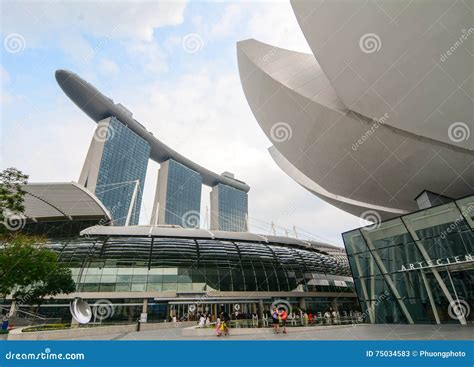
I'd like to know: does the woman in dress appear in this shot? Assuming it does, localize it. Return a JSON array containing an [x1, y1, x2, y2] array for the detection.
[[272, 307, 280, 334]]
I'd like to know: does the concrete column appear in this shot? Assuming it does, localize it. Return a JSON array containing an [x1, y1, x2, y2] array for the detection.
[[128, 305, 133, 323], [258, 300, 264, 319], [299, 298, 306, 311], [151, 161, 170, 225]]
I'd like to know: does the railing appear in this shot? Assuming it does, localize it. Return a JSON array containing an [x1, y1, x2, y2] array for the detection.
[[0, 305, 48, 320], [194, 316, 363, 329]]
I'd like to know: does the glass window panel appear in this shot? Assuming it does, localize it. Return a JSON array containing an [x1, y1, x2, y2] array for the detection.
[[342, 230, 367, 254], [131, 283, 146, 292], [362, 218, 412, 249], [82, 283, 99, 292], [84, 275, 101, 282], [162, 283, 177, 291], [404, 202, 469, 240], [148, 268, 164, 275], [162, 268, 178, 275], [115, 284, 131, 292], [132, 275, 147, 283], [133, 268, 149, 275], [117, 268, 134, 275], [146, 283, 162, 292], [100, 275, 117, 283], [456, 196, 474, 229], [116, 275, 132, 283], [177, 275, 192, 283], [177, 283, 192, 292], [102, 268, 118, 275], [163, 275, 177, 282], [148, 275, 163, 283], [99, 284, 115, 292]]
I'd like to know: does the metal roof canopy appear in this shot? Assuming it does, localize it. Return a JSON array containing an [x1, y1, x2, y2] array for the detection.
[[79, 225, 344, 254], [22, 182, 111, 221]]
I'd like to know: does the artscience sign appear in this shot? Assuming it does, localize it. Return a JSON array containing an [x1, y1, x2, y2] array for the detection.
[[399, 254, 473, 272]]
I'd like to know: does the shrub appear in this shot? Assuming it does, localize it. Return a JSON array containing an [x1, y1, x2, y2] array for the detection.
[[22, 324, 71, 332]]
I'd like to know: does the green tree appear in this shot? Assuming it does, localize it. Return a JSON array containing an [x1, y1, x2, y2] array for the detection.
[[0, 168, 75, 315], [0, 168, 28, 233], [0, 234, 76, 310]]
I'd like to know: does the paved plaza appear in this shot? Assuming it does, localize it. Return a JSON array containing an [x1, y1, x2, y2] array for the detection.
[[70, 324, 473, 341]]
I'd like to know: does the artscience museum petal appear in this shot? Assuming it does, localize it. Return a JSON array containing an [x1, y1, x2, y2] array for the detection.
[[237, 36, 473, 221]]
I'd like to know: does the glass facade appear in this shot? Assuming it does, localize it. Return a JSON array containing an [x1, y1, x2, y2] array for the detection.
[[95, 117, 150, 226], [164, 159, 202, 227], [342, 195, 474, 324], [7, 234, 357, 324], [214, 184, 248, 231], [49, 236, 352, 294]]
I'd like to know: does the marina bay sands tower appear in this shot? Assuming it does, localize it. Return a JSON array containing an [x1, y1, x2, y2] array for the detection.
[[56, 70, 249, 231]]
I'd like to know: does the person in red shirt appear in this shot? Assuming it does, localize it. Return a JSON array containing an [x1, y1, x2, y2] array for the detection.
[[279, 308, 288, 334], [308, 312, 313, 324]]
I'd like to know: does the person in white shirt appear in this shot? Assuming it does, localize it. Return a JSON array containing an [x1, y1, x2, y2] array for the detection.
[[198, 314, 206, 327], [324, 311, 331, 325]]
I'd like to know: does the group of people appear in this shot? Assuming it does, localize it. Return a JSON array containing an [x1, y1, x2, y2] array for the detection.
[[185, 306, 357, 337], [215, 310, 230, 337], [271, 307, 288, 334], [197, 313, 212, 327]]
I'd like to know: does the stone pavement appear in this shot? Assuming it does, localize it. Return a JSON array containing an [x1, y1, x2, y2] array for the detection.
[[71, 324, 473, 341]]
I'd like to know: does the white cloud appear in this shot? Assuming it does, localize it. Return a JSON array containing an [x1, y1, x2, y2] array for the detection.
[[126, 41, 168, 74], [0, 65, 24, 107], [58, 33, 95, 65], [98, 58, 120, 76], [246, 1, 310, 52], [0, 65, 12, 106], [1, 1, 187, 61], [2, 1, 187, 41], [210, 4, 242, 39]]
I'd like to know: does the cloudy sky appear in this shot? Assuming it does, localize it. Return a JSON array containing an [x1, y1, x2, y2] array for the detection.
[[1, 0, 366, 246]]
